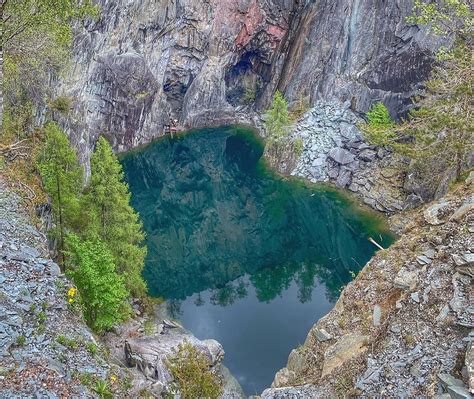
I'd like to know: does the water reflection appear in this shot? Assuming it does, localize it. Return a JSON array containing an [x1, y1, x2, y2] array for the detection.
[[121, 125, 395, 394]]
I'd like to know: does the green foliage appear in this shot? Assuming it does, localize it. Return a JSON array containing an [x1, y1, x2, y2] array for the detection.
[[243, 88, 256, 104], [65, 234, 130, 332], [362, 103, 398, 147], [83, 137, 147, 297], [165, 341, 223, 399], [2, 0, 99, 125], [16, 336, 26, 346], [264, 91, 292, 166], [49, 96, 73, 114], [85, 342, 99, 355], [361, 1, 473, 194], [293, 138, 304, 157], [367, 103, 395, 129], [37, 123, 83, 260], [265, 91, 290, 142], [92, 379, 113, 399], [407, 0, 473, 36], [56, 334, 78, 349]]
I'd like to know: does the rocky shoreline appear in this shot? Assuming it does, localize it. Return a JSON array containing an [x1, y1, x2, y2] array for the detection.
[[0, 179, 109, 397], [0, 177, 245, 398], [282, 101, 419, 215], [261, 174, 473, 398]]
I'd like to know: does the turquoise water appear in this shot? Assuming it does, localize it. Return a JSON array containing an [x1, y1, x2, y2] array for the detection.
[[121, 125, 395, 395]]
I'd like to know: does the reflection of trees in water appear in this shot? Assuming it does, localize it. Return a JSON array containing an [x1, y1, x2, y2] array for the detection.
[[194, 293, 205, 307], [168, 258, 359, 312], [209, 280, 248, 307], [122, 126, 394, 306], [168, 299, 183, 319], [250, 259, 349, 305]]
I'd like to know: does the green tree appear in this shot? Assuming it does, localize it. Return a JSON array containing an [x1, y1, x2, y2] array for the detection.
[[66, 234, 129, 332], [361, 1, 473, 195], [264, 90, 294, 166], [407, 0, 472, 37], [164, 341, 223, 399], [84, 136, 147, 297], [265, 90, 290, 142], [1, 0, 98, 131], [37, 122, 83, 263]]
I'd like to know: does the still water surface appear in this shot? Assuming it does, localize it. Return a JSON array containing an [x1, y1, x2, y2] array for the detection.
[[121, 125, 395, 395]]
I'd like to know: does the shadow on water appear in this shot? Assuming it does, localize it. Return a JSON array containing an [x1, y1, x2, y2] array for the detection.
[[121, 125, 395, 395]]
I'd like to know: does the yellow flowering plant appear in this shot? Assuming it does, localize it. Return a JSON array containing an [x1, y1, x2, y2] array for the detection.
[[67, 286, 77, 305]]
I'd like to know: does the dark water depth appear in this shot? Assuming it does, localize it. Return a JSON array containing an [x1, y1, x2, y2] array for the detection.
[[121, 125, 395, 395]]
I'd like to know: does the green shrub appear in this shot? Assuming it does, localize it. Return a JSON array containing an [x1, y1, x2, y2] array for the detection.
[[85, 342, 98, 355], [265, 90, 290, 143], [93, 379, 113, 398], [243, 88, 256, 104], [165, 341, 223, 399], [293, 138, 304, 157], [66, 234, 130, 332], [366, 103, 394, 129], [49, 96, 72, 114]]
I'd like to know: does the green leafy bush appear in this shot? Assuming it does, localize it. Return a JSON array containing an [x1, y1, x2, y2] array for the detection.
[[293, 138, 304, 157], [49, 96, 73, 114], [366, 103, 394, 129], [66, 234, 130, 332], [165, 341, 223, 399]]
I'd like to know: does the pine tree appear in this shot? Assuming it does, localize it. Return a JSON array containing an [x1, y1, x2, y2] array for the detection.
[[84, 136, 147, 297], [265, 90, 290, 143], [66, 234, 129, 332], [37, 122, 83, 264], [361, 2, 473, 192]]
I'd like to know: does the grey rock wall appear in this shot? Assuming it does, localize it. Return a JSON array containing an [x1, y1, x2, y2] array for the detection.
[[59, 0, 446, 166]]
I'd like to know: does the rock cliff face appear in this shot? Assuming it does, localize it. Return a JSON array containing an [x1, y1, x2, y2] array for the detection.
[[59, 0, 444, 168]]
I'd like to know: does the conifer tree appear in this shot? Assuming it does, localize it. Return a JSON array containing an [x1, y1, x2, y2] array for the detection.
[[265, 90, 290, 143], [361, 2, 473, 193], [37, 122, 83, 263], [84, 136, 147, 297], [66, 234, 129, 332]]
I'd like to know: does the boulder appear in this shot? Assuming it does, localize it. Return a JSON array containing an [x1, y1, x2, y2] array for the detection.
[[394, 268, 418, 291], [467, 342, 474, 394], [321, 333, 368, 377], [287, 349, 306, 373], [452, 253, 474, 278], [315, 328, 333, 342], [272, 367, 296, 388], [339, 123, 360, 141], [261, 384, 324, 398], [450, 198, 474, 222], [373, 305, 382, 326], [423, 201, 450, 225], [124, 332, 224, 384], [359, 149, 377, 162], [328, 148, 356, 165], [336, 168, 352, 188]]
